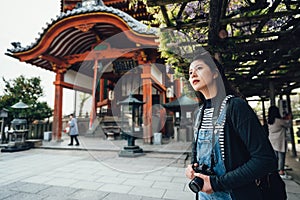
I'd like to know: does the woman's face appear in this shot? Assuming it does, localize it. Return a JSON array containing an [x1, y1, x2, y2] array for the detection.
[[189, 59, 218, 96]]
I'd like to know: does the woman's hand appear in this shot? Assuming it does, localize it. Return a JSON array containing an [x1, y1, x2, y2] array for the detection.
[[194, 173, 214, 194], [185, 164, 197, 179]]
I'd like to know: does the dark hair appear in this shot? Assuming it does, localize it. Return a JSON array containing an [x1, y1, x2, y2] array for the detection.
[[191, 50, 241, 102], [268, 106, 281, 125], [212, 57, 241, 97]]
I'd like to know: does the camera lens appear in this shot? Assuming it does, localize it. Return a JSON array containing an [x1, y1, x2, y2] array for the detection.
[[189, 177, 204, 193]]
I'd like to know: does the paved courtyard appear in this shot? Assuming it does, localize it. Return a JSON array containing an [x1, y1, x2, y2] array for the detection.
[[0, 148, 194, 200], [0, 135, 299, 200]]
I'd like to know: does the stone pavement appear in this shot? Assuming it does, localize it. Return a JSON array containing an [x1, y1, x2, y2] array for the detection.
[[0, 135, 299, 200]]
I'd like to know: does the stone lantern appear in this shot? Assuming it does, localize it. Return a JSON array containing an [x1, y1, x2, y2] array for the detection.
[[11, 100, 29, 130], [118, 94, 144, 157], [1, 101, 30, 152]]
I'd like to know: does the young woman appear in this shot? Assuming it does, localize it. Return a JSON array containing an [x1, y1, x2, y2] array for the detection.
[[185, 50, 280, 200], [268, 106, 292, 179]]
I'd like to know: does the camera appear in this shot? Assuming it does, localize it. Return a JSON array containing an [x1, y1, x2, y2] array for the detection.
[[188, 163, 215, 193]]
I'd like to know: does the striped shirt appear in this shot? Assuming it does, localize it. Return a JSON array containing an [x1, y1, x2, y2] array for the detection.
[[198, 96, 233, 161]]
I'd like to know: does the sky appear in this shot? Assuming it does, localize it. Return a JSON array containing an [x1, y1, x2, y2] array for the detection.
[[0, 0, 75, 115]]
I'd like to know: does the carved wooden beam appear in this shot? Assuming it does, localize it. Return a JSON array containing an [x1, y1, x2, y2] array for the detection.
[[39, 54, 69, 68], [59, 81, 92, 94], [63, 48, 139, 65]]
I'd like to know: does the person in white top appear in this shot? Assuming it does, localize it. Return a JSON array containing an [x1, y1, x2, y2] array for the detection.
[[267, 106, 292, 180]]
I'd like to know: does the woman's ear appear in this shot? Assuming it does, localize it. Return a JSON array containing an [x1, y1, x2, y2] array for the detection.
[[213, 70, 219, 79]]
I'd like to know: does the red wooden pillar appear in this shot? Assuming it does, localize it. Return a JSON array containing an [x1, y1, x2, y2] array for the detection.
[[99, 78, 105, 102], [52, 71, 63, 141], [174, 78, 182, 98], [161, 91, 166, 104], [89, 59, 99, 129], [142, 64, 152, 144]]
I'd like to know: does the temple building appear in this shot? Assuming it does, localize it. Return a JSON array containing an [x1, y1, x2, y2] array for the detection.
[[6, 0, 184, 143]]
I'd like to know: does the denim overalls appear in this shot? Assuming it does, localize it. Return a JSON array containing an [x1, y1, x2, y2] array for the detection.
[[194, 96, 233, 200]]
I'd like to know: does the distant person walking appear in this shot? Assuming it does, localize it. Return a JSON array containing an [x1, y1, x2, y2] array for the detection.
[[268, 106, 292, 180], [68, 113, 80, 146]]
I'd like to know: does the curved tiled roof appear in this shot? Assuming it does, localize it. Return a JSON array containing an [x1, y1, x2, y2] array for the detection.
[[7, 5, 157, 53]]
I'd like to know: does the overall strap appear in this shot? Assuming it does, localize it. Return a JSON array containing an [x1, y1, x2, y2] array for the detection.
[[212, 95, 234, 161]]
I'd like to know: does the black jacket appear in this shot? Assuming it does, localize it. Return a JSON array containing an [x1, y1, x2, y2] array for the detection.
[[191, 97, 277, 200]]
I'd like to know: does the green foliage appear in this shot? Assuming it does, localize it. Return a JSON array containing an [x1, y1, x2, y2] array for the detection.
[[0, 75, 53, 123]]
